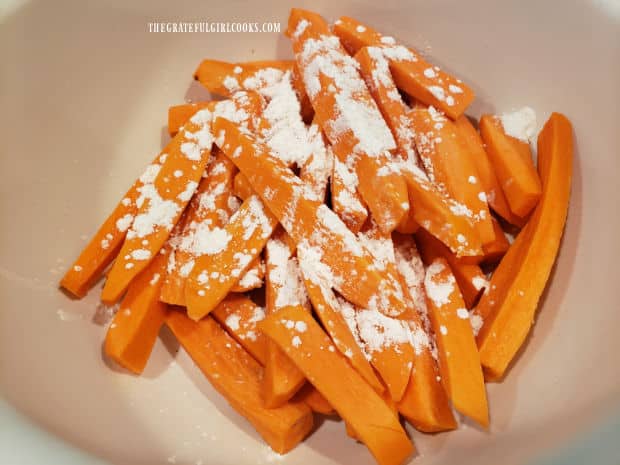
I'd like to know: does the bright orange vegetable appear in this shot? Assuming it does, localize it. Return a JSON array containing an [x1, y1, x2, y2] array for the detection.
[[166, 310, 314, 454], [475, 113, 573, 380], [416, 228, 488, 309], [333, 16, 474, 120], [424, 258, 489, 428], [330, 156, 368, 233], [168, 102, 212, 136], [482, 217, 511, 263], [230, 257, 265, 292], [454, 115, 525, 226], [288, 10, 409, 234], [104, 247, 169, 374], [259, 305, 414, 465], [294, 383, 335, 415], [410, 107, 494, 247], [479, 115, 542, 218], [210, 293, 268, 365], [298, 121, 333, 202], [213, 116, 410, 317], [233, 171, 254, 201]]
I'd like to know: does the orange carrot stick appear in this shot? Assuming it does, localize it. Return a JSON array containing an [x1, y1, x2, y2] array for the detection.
[[424, 258, 489, 427], [410, 106, 494, 247], [298, 121, 333, 202], [168, 101, 212, 136], [416, 228, 488, 309], [166, 311, 313, 454], [332, 16, 474, 120], [259, 305, 414, 465], [289, 10, 409, 233], [454, 115, 525, 226], [330, 155, 368, 233], [294, 383, 335, 415], [213, 116, 409, 317], [210, 294, 267, 365], [104, 247, 169, 374], [185, 195, 279, 321], [479, 114, 542, 218], [482, 217, 511, 263], [474, 113, 573, 380], [230, 257, 265, 292]]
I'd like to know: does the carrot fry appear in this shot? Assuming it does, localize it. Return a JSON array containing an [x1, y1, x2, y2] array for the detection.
[[332, 16, 474, 120], [160, 151, 238, 306], [345, 388, 397, 442], [262, 235, 310, 407], [424, 258, 489, 428], [213, 116, 409, 317], [330, 155, 368, 233], [479, 115, 542, 218], [416, 228, 488, 309], [259, 305, 414, 465], [482, 217, 511, 263], [210, 294, 268, 365], [410, 107, 494, 247], [298, 121, 333, 202], [185, 195, 279, 320], [104, 248, 169, 374], [289, 10, 409, 233], [233, 171, 254, 201], [294, 383, 335, 415], [166, 311, 313, 454], [168, 102, 212, 136], [474, 113, 573, 380], [454, 115, 525, 226], [230, 257, 265, 292]]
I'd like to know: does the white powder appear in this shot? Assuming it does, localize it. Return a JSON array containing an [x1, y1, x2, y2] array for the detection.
[[468, 175, 477, 184], [178, 181, 198, 202], [291, 335, 302, 347], [456, 308, 469, 319], [266, 238, 308, 310], [439, 325, 448, 335], [357, 228, 395, 272], [232, 252, 253, 277], [237, 264, 263, 288], [173, 170, 183, 178], [223, 75, 240, 92], [116, 213, 134, 232], [233, 65, 243, 74], [478, 191, 487, 202], [149, 273, 160, 286], [181, 224, 231, 255], [225, 314, 241, 331], [428, 85, 446, 102], [470, 314, 483, 336], [73, 265, 82, 272], [295, 321, 307, 333], [356, 25, 366, 32], [472, 276, 488, 291], [380, 36, 395, 45], [355, 307, 411, 353], [424, 67, 437, 78], [131, 249, 151, 260], [424, 261, 455, 307], [449, 84, 463, 94], [293, 19, 309, 38], [500, 107, 537, 142]]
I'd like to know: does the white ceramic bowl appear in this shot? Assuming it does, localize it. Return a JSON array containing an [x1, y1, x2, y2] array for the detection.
[[1, 0, 619, 464]]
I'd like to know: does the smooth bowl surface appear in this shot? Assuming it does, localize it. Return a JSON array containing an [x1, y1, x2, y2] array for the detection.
[[1, 0, 619, 464]]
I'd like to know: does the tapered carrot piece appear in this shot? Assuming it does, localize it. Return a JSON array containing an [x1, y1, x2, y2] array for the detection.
[[185, 195, 279, 320], [233, 171, 254, 201], [479, 115, 542, 218], [168, 102, 212, 136], [332, 16, 474, 120], [294, 383, 335, 415], [160, 151, 238, 306], [400, 164, 484, 258], [259, 305, 414, 465], [410, 107, 494, 247], [424, 258, 489, 427], [391, 233, 457, 432], [104, 248, 169, 374], [454, 115, 525, 227], [475, 113, 573, 380], [210, 294, 267, 365], [482, 217, 511, 263], [262, 235, 309, 407], [166, 311, 313, 454], [230, 257, 265, 292], [345, 388, 397, 442], [330, 155, 368, 233], [416, 229, 488, 309], [60, 154, 164, 298], [213, 117, 409, 317], [298, 120, 333, 202], [289, 10, 409, 233], [297, 245, 385, 393]]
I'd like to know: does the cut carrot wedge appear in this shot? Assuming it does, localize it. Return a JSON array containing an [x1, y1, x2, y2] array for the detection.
[[475, 113, 573, 380], [60, 154, 164, 298], [400, 164, 483, 258], [185, 195, 279, 320], [330, 155, 368, 233], [294, 383, 336, 415], [213, 116, 409, 317], [410, 106, 495, 246], [345, 388, 397, 442], [424, 258, 489, 428], [263, 236, 309, 407], [479, 115, 542, 218], [299, 121, 333, 202], [233, 171, 254, 201], [454, 115, 525, 226], [168, 102, 212, 136], [230, 257, 265, 292], [332, 16, 474, 120], [482, 217, 511, 263], [104, 247, 169, 374], [416, 228, 488, 309], [166, 311, 313, 454], [210, 294, 267, 365], [160, 151, 238, 306], [259, 304, 414, 465], [289, 10, 409, 233]]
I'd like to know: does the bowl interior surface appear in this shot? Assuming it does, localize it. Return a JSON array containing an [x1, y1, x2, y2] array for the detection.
[[1, 0, 619, 464]]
